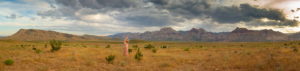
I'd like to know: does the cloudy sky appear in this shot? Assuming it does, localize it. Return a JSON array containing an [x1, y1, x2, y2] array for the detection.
[[0, 0, 300, 36]]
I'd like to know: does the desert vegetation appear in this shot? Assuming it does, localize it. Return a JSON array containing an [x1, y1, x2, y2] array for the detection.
[[3, 59, 14, 65], [105, 55, 115, 64], [134, 48, 143, 61], [0, 40, 300, 71], [49, 40, 62, 52]]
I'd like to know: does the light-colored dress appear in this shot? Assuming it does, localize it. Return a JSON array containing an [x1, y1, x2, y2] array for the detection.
[[124, 36, 129, 56]]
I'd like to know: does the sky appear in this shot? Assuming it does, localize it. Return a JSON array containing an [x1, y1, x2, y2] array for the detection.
[[0, 0, 300, 36]]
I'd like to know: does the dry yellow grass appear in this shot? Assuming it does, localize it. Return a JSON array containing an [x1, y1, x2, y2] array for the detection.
[[0, 40, 300, 71]]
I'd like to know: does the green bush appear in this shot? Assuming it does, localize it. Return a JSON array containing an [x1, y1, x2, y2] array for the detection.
[[144, 44, 155, 49], [128, 49, 133, 53], [82, 45, 87, 48], [35, 49, 42, 54], [105, 45, 111, 48], [284, 43, 288, 46], [135, 48, 143, 61], [184, 48, 190, 51], [152, 48, 157, 53], [44, 44, 48, 48], [105, 55, 115, 64], [32, 47, 42, 54], [50, 40, 62, 52], [4, 59, 14, 65], [293, 48, 298, 52], [32, 47, 37, 50], [20, 45, 24, 48], [161, 45, 168, 48]]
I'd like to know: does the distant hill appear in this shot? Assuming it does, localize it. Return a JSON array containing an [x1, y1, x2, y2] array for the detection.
[[110, 27, 298, 42], [3, 29, 114, 41]]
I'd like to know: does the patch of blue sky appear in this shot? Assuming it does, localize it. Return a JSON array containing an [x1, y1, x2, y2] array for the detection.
[[20, 10, 36, 17], [0, 0, 26, 4], [0, 25, 25, 36]]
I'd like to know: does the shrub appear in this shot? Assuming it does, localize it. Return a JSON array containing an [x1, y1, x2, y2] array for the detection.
[[32, 47, 42, 54], [184, 48, 190, 51], [284, 43, 288, 46], [105, 45, 111, 48], [161, 45, 168, 48], [44, 44, 48, 48], [293, 48, 298, 52], [144, 44, 155, 49], [105, 55, 115, 64], [35, 49, 42, 54], [199, 45, 203, 48], [50, 40, 62, 52], [32, 47, 37, 50], [135, 48, 143, 61], [128, 49, 133, 53], [20, 45, 24, 48], [4, 59, 14, 65], [152, 48, 157, 53], [82, 45, 87, 48]]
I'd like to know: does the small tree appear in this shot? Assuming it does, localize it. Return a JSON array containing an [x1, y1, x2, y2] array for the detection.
[[161, 45, 168, 48], [105, 55, 115, 64], [105, 44, 111, 48], [4, 59, 14, 65], [128, 48, 133, 53], [32, 47, 42, 54], [44, 44, 48, 48], [135, 48, 143, 61], [293, 48, 298, 52], [35, 49, 42, 54], [184, 48, 190, 51], [152, 48, 157, 53], [144, 44, 155, 49], [50, 40, 62, 52]]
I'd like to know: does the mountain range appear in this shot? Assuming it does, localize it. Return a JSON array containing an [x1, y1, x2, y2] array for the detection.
[[2, 29, 114, 41], [2, 28, 300, 42], [110, 27, 300, 42]]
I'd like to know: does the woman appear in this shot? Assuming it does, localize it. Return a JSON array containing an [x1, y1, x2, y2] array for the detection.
[[123, 36, 129, 56]]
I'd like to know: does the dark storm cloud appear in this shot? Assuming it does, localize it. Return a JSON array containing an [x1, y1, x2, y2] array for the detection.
[[120, 15, 175, 27], [114, 7, 183, 27], [148, 0, 211, 18], [39, 0, 298, 28], [37, 6, 78, 19], [80, 0, 138, 9], [39, 0, 141, 19], [39, 0, 180, 27], [55, 0, 79, 8], [147, 0, 168, 5], [147, 0, 298, 26], [210, 4, 286, 23], [55, 0, 140, 9], [210, 4, 298, 26]]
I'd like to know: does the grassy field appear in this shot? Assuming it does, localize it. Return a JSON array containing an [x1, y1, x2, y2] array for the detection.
[[0, 40, 300, 71]]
